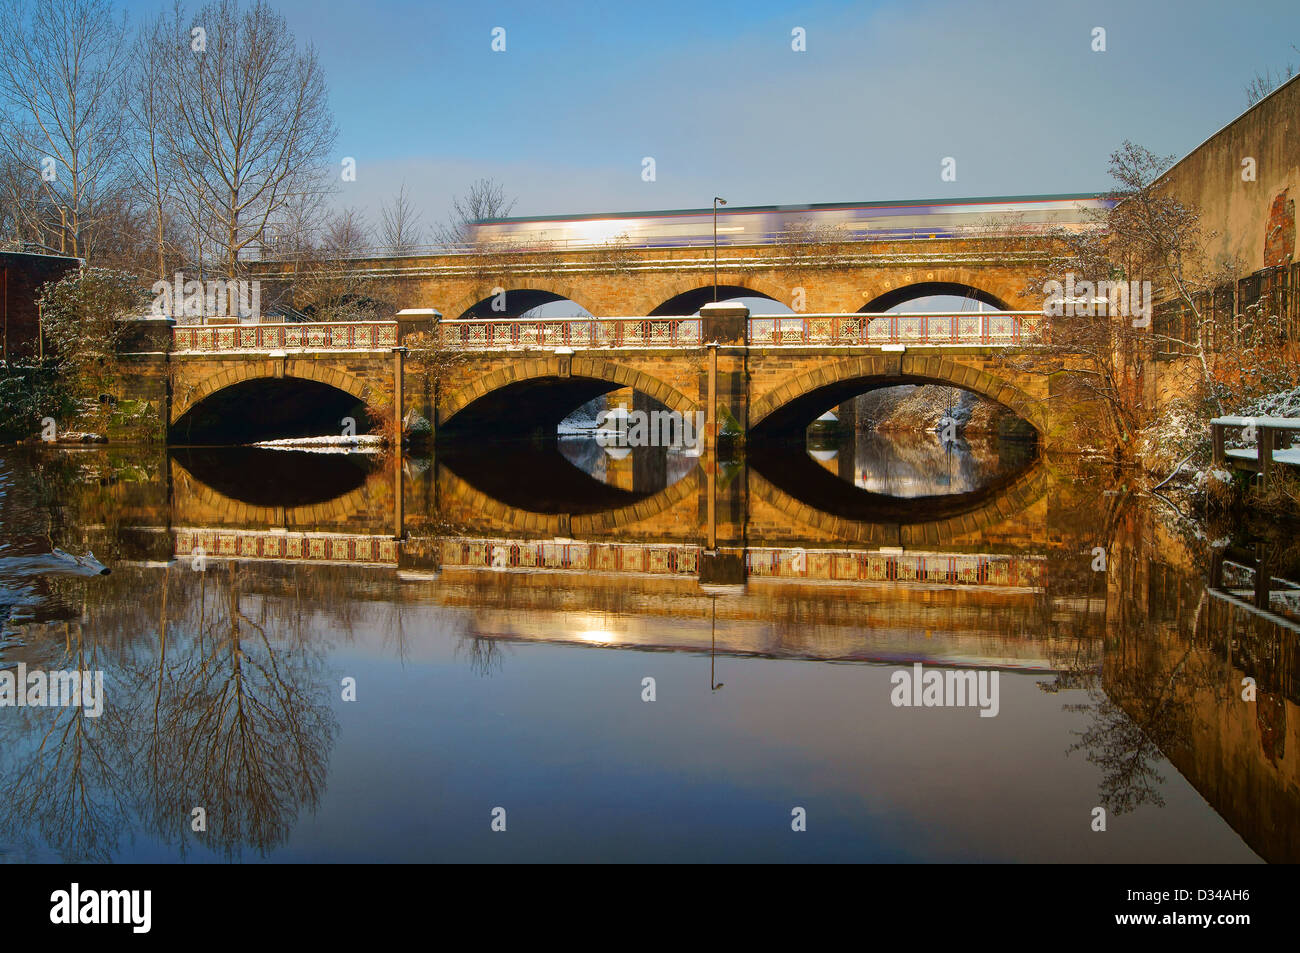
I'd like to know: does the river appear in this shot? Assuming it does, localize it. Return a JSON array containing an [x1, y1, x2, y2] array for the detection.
[[0, 429, 1294, 862]]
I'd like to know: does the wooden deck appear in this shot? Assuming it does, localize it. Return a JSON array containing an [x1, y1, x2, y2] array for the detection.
[[1211, 415, 1300, 483]]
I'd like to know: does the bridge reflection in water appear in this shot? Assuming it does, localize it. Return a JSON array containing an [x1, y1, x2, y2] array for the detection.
[[3, 435, 1297, 863]]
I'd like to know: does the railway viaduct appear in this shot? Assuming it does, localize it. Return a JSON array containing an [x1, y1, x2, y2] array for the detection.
[[118, 232, 1093, 447], [250, 233, 1050, 318]]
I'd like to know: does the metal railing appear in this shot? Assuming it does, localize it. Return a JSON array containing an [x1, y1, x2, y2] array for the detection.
[[167, 311, 1043, 353], [749, 311, 1042, 346], [745, 547, 1046, 588], [442, 311, 1042, 351], [439, 315, 702, 350], [174, 528, 399, 565], [172, 320, 400, 353]]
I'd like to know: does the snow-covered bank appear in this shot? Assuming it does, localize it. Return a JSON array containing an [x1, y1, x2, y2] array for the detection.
[[857, 385, 1025, 436], [558, 395, 606, 434], [251, 434, 385, 453], [1139, 386, 1300, 515]]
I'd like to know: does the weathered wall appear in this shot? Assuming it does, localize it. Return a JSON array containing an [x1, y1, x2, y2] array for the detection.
[[1158, 73, 1299, 274]]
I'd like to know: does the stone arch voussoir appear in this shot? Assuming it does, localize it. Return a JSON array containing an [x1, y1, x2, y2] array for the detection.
[[440, 356, 698, 425], [640, 275, 790, 316], [171, 359, 373, 424], [750, 352, 1046, 433], [446, 281, 596, 321]]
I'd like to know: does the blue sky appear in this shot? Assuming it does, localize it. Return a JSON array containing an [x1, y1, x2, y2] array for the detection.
[[122, 0, 1299, 229]]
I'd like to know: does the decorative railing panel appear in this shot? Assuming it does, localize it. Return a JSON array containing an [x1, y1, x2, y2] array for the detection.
[[172, 321, 399, 353], [443, 312, 1040, 350], [169, 313, 1041, 353], [440, 538, 700, 575], [174, 529, 399, 565], [745, 548, 1046, 588], [439, 316, 703, 351], [748, 312, 1042, 347]]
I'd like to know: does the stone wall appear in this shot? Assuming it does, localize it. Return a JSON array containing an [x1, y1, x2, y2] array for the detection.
[[1158, 73, 1299, 274]]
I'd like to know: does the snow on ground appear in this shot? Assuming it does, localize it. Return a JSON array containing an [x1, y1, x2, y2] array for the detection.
[[1224, 385, 1300, 448], [252, 434, 385, 453], [1141, 386, 1300, 478], [1243, 385, 1300, 419], [558, 395, 611, 434]]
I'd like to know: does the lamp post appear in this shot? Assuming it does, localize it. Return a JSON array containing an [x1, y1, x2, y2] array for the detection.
[[713, 197, 727, 301]]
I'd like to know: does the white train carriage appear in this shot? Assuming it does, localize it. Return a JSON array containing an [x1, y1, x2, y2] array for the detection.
[[468, 193, 1112, 250]]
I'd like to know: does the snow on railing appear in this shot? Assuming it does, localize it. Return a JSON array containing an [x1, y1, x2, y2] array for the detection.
[[439, 315, 702, 350], [748, 311, 1042, 346], [441, 311, 1042, 350], [172, 321, 399, 352], [168, 312, 1043, 353]]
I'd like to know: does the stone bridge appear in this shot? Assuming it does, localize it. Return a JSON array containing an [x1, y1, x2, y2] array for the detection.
[[121, 302, 1069, 446], [107, 228, 1091, 445]]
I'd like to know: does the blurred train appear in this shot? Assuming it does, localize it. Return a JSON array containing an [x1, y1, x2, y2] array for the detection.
[[468, 193, 1113, 249]]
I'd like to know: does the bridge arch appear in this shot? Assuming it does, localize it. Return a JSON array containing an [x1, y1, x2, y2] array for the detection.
[[441, 354, 698, 431], [171, 360, 373, 428], [750, 353, 1045, 436], [647, 279, 787, 316], [448, 283, 595, 320], [861, 281, 1013, 313]]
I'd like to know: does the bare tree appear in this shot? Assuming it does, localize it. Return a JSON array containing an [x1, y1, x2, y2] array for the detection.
[[434, 177, 517, 245], [158, 0, 337, 277], [0, 0, 132, 261], [378, 182, 424, 255], [0, 154, 51, 251], [291, 207, 397, 321], [773, 218, 852, 276], [1010, 142, 1234, 455], [323, 206, 371, 257], [1108, 142, 1227, 411], [127, 6, 187, 279], [1245, 47, 1298, 105], [591, 233, 636, 275]]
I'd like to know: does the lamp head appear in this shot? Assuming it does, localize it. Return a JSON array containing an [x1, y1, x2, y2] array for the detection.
[[714, 197, 727, 206]]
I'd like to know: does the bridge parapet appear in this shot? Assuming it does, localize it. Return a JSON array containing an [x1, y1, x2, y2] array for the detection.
[[750, 311, 1042, 347], [159, 312, 1042, 355], [438, 311, 1042, 351], [440, 315, 702, 350], [164, 527, 1047, 591], [172, 320, 398, 354]]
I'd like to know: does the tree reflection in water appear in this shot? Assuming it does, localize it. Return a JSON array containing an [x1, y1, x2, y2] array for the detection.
[[3, 442, 1298, 861], [0, 625, 130, 863], [0, 563, 337, 861]]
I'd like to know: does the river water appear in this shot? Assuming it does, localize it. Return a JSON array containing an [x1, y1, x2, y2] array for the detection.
[[0, 430, 1294, 862]]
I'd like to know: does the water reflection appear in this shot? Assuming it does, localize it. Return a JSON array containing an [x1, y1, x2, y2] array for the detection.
[[174, 447, 380, 508], [556, 434, 699, 493], [439, 435, 695, 514], [807, 428, 1037, 497], [0, 441, 1295, 862]]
